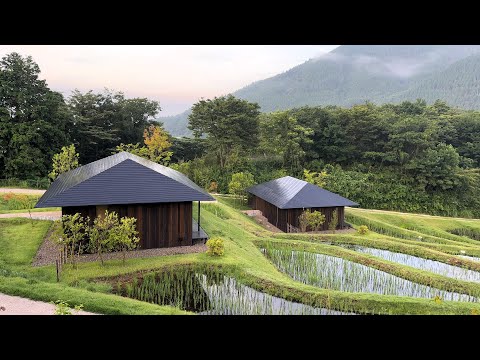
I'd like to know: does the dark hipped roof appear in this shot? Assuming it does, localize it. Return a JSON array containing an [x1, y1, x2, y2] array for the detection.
[[246, 176, 358, 209], [35, 152, 214, 208]]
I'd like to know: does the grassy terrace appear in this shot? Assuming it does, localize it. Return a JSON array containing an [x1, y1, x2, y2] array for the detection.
[[2, 195, 480, 314]]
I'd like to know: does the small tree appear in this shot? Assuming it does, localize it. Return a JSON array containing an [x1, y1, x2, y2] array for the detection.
[[88, 210, 118, 266], [228, 171, 255, 205], [303, 169, 328, 188], [307, 210, 326, 231], [55, 213, 89, 269], [111, 217, 140, 265], [328, 209, 339, 233], [115, 124, 173, 165], [298, 209, 326, 232], [48, 144, 80, 180], [143, 124, 173, 165], [115, 143, 148, 158], [298, 211, 309, 232]]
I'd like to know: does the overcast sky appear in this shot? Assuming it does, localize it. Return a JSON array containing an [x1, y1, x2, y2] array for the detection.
[[0, 45, 339, 116]]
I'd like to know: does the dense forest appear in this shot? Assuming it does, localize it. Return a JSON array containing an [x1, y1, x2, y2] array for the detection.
[[2, 52, 480, 217], [178, 96, 480, 217], [162, 45, 480, 137], [0, 53, 160, 181]]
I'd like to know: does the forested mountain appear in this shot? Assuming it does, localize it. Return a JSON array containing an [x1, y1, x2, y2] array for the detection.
[[388, 54, 480, 108], [160, 109, 192, 137], [160, 45, 480, 136]]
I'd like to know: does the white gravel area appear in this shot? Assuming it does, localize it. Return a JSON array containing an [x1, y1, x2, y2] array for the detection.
[[0, 293, 95, 315], [0, 211, 61, 220]]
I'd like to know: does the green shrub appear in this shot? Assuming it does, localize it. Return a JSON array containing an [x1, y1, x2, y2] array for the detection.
[[357, 225, 369, 235], [298, 209, 326, 232], [206, 237, 225, 256], [52, 300, 84, 315]]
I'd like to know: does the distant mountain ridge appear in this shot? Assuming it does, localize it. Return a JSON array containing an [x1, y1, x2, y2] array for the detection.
[[159, 45, 480, 137]]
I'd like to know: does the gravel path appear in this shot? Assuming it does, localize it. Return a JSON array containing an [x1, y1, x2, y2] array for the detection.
[[0, 293, 95, 315], [0, 211, 61, 220], [0, 188, 46, 195], [33, 234, 207, 266]]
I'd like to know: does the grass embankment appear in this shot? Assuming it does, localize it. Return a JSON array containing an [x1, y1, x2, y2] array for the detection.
[[0, 276, 188, 315], [346, 208, 480, 246], [3, 196, 480, 314]]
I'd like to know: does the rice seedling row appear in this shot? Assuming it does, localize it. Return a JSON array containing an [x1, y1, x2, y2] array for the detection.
[[334, 244, 480, 283], [263, 248, 478, 302], [114, 266, 352, 315]]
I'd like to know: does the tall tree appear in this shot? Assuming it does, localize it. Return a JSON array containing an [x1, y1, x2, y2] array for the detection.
[[170, 137, 207, 162], [0, 52, 71, 179], [260, 111, 313, 173], [406, 143, 461, 190], [68, 89, 160, 164], [188, 95, 260, 167]]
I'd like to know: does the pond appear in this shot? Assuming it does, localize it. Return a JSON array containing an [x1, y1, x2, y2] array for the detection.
[[334, 244, 480, 283], [263, 248, 478, 302], [113, 267, 352, 315]]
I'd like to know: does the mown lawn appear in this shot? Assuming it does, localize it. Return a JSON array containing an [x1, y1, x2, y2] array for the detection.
[[0, 218, 52, 269], [3, 197, 480, 314]]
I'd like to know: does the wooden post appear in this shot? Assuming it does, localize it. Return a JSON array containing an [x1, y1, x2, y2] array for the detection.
[[56, 260, 59, 282], [198, 201, 201, 232], [276, 207, 279, 228]]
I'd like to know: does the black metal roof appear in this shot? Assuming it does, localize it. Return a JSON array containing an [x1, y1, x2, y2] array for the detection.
[[246, 176, 358, 209], [35, 152, 214, 208]]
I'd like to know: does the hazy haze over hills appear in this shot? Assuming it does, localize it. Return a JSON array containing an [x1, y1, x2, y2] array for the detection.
[[160, 45, 480, 136]]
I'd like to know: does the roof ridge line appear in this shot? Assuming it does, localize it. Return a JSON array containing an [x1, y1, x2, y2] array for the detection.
[[281, 181, 308, 208], [53, 157, 132, 198], [54, 154, 126, 197]]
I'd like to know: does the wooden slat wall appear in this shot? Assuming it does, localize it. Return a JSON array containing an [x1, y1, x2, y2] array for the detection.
[[63, 206, 96, 220], [62, 202, 193, 249], [249, 195, 346, 232]]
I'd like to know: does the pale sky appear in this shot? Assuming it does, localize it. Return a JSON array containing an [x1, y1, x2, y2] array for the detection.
[[0, 45, 339, 116]]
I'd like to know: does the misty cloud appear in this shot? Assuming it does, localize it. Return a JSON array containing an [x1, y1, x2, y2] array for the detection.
[[313, 46, 478, 79]]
